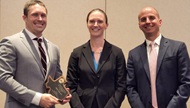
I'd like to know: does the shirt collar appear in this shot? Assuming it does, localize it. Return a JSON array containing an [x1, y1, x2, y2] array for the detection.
[[146, 34, 162, 46], [25, 28, 44, 40]]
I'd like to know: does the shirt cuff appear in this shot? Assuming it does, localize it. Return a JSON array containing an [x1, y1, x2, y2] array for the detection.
[[31, 92, 42, 106]]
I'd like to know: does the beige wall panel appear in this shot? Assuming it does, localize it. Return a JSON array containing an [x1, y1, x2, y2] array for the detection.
[[1, 0, 190, 108]]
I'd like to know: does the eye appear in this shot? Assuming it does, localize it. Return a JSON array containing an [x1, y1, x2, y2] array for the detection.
[[89, 20, 95, 24], [31, 13, 46, 18], [41, 13, 47, 18], [32, 13, 38, 17], [140, 17, 146, 22], [97, 20, 103, 24], [149, 16, 156, 21]]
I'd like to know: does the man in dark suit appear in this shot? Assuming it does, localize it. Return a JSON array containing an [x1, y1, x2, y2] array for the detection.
[[126, 6, 190, 108], [0, 0, 71, 108]]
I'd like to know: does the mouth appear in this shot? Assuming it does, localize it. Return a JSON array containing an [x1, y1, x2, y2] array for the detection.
[[34, 22, 45, 27], [144, 25, 153, 31], [92, 28, 100, 32]]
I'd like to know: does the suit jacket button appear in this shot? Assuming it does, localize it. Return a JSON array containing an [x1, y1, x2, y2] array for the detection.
[[97, 74, 100, 78]]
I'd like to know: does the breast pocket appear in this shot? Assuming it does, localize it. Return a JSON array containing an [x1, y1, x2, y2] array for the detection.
[[162, 56, 177, 75], [163, 56, 176, 61]]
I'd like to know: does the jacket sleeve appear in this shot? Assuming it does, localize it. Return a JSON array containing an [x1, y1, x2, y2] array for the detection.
[[66, 50, 84, 108], [104, 49, 127, 108], [167, 43, 190, 108], [126, 50, 145, 108], [0, 38, 36, 106]]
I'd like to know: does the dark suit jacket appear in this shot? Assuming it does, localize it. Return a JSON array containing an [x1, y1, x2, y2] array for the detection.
[[126, 36, 190, 108], [0, 30, 62, 108], [66, 40, 126, 108]]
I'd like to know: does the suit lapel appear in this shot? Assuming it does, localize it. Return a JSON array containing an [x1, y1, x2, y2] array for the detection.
[[141, 36, 169, 80], [82, 40, 112, 73], [82, 41, 96, 72], [44, 39, 53, 79], [157, 36, 168, 74], [21, 30, 42, 66], [21, 30, 46, 77], [140, 42, 150, 80], [97, 40, 112, 73]]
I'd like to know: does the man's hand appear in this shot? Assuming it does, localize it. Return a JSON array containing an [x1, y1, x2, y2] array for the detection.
[[59, 88, 72, 105], [60, 94, 72, 105], [39, 93, 59, 108]]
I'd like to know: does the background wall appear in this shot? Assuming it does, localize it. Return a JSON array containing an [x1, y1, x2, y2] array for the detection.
[[0, 0, 190, 107]]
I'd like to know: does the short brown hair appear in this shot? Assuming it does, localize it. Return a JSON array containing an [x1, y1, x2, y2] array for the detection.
[[23, 0, 47, 16]]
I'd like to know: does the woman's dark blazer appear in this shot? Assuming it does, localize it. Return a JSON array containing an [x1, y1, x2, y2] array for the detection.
[[66, 40, 126, 108]]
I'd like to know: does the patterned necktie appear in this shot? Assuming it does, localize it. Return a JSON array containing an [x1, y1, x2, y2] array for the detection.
[[149, 42, 158, 108], [35, 38, 47, 76]]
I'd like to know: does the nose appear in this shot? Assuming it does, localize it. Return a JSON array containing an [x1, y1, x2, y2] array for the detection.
[[38, 15, 43, 20], [94, 21, 98, 26], [146, 18, 151, 23]]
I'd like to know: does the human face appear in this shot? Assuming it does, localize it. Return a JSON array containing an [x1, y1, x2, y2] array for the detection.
[[23, 4, 47, 37], [138, 7, 162, 39], [87, 11, 108, 38]]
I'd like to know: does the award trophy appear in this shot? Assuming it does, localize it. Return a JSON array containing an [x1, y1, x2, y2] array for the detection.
[[46, 75, 69, 101]]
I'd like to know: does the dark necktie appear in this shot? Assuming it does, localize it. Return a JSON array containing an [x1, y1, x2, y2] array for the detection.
[[149, 42, 158, 108], [35, 38, 47, 76]]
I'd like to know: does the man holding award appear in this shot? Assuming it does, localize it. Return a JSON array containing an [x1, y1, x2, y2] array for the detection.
[[0, 0, 71, 108]]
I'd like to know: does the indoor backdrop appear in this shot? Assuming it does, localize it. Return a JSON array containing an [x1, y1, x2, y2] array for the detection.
[[0, 0, 190, 107]]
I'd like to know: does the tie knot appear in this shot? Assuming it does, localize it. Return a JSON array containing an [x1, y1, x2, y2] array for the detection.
[[34, 38, 42, 43], [38, 38, 42, 43], [150, 42, 156, 48]]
